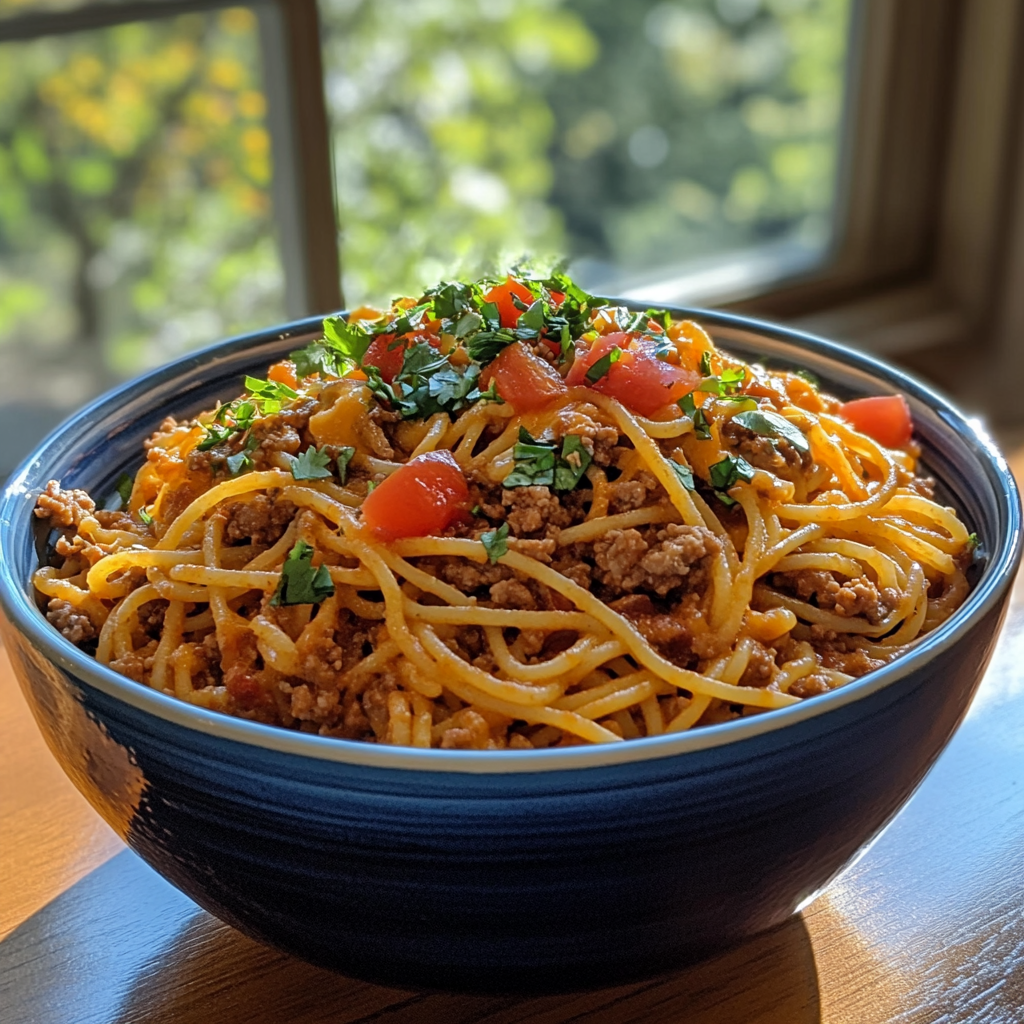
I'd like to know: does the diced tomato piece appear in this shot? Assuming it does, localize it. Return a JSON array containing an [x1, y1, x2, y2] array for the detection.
[[549, 289, 566, 306], [483, 276, 536, 329], [481, 341, 568, 414], [840, 395, 913, 448], [565, 333, 700, 417], [362, 332, 441, 383], [361, 451, 470, 540], [268, 360, 298, 389]]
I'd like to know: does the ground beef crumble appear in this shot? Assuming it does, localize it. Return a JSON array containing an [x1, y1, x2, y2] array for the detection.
[[720, 418, 812, 479], [223, 494, 297, 547], [34, 480, 96, 528], [772, 569, 891, 624], [45, 598, 96, 644], [593, 523, 719, 597]]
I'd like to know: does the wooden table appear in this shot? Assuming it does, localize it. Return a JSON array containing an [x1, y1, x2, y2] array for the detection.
[[3, 463, 1024, 1024]]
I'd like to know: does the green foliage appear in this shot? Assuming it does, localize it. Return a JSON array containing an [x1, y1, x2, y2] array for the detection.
[[320, 0, 851, 305], [0, 8, 284, 383]]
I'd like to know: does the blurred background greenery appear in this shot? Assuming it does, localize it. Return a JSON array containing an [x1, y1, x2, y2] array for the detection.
[[0, 0, 850, 473]]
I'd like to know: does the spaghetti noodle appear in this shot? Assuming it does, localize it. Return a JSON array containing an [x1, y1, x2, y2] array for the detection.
[[32, 271, 975, 748]]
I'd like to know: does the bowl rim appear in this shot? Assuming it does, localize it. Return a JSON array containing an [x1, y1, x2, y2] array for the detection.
[[1, 307, 1020, 774]]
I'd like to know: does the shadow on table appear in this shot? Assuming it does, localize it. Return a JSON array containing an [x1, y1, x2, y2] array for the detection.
[[0, 850, 821, 1024]]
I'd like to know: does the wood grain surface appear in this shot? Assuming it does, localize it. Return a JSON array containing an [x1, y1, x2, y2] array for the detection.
[[3, 458, 1024, 1024]]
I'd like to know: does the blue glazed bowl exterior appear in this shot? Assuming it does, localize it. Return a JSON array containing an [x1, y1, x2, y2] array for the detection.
[[0, 310, 1019, 992]]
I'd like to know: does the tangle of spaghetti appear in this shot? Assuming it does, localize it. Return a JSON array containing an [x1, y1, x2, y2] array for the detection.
[[33, 272, 974, 749]]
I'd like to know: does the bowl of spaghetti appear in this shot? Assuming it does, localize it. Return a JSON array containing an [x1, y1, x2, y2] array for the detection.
[[0, 272, 1019, 992]]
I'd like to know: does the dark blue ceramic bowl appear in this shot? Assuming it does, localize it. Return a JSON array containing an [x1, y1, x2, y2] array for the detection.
[[0, 311, 1019, 993]]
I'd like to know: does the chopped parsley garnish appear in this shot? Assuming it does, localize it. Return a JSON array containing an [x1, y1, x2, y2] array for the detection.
[[197, 399, 256, 451], [335, 446, 356, 485], [225, 434, 260, 476], [554, 435, 592, 491], [481, 523, 510, 564], [716, 395, 758, 411], [452, 310, 484, 339], [287, 446, 333, 481], [115, 472, 133, 508], [648, 335, 677, 362], [365, 479, 379, 494], [731, 409, 810, 453], [700, 351, 713, 376], [503, 428, 593, 490], [466, 328, 516, 364], [697, 367, 745, 397], [679, 392, 712, 440], [289, 314, 374, 379], [368, 342, 501, 420], [708, 455, 756, 492], [270, 540, 334, 607], [197, 377, 297, 453], [646, 308, 672, 331], [669, 459, 695, 491], [244, 376, 298, 414], [585, 346, 622, 383]]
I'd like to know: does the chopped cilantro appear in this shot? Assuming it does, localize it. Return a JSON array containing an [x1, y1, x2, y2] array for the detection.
[[708, 455, 755, 492], [290, 314, 373, 379], [425, 280, 473, 320], [646, 308, 672, 331], [244, 376, 298, 415], [679, 392, 712, 440], [270, 540, 335, 607], [731, 409, 810, 453], [648, 335, 677, 362], [225, 434, 260, 476], [481, 523, 510, 564], [586, 346, 622, 383], [515, 298, 546, 337], [368, 342, 502, 419], [795, 369, 820, 387], [716, 395, 758, 411], [335, 446, 356, 485], [115, 472, 133, 508], [466, 328, 516, 364], [699, 351, 713, 376], [470, 504, 482, 516], [698, 367, 746, 397], [669, 460, 695, 491], [503, 429, 558, 488], [553, 434, 593, 491], [504, 429, 592, 490], [288, 446, 333, 481], [452, 310, 484, 338], [365, 480, 379, 494]]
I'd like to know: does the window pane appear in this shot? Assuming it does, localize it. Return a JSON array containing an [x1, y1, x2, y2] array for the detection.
[[0, 8, 286, 474], [320, 0, 852, 305]]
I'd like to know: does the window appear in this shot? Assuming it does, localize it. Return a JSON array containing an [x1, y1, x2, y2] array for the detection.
[[319, 0, 853, 307]]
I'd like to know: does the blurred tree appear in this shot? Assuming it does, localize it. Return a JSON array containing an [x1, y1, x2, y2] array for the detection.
[[0, 7, 284, 383], [320, 0, 850, 304], [319, 0, 599, 305]]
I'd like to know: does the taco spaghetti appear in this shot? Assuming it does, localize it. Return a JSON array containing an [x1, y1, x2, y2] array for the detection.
[[33, 272, 974, 748]]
